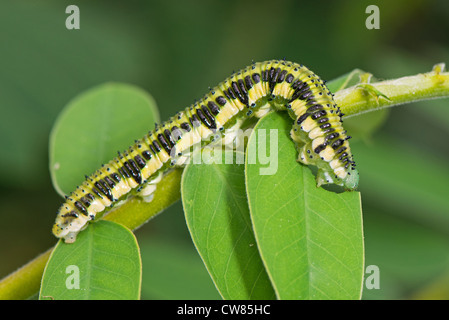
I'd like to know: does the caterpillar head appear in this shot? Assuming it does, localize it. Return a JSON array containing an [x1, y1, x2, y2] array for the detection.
[[316, 166, 359, 191], [52, 207, 92, 243], [342, 167, 359, 190]]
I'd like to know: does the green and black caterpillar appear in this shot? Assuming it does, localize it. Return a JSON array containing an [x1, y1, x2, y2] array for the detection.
[[53, 60, 358, 243]]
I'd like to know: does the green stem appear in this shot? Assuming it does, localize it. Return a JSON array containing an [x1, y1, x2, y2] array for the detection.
[[335, 64, 449, 117], [1, 66, 449, 300]]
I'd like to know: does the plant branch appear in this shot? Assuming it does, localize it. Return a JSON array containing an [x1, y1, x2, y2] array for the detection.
[[335, 64, 449, 117]]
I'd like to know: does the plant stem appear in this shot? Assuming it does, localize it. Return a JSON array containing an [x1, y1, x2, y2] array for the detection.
[[335, 64, 449, 117], [1, 67, 449, 300]]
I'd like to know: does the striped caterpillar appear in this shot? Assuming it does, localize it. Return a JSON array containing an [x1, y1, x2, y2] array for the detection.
[[53, 60, 358, 243]]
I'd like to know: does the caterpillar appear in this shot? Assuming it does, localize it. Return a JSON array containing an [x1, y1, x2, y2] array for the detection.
[[52, 59, 358, 243]]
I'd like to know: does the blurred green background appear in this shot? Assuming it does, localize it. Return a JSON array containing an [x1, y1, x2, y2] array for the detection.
[[0, 0, 448, 300]]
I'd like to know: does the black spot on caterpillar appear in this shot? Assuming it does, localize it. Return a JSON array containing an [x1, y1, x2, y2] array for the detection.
[[53, 60, 358, 243]]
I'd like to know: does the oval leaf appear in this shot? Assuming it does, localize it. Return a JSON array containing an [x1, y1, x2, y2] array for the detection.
[[182, 149, 276, 300], [49, 83, 160, 196], [245, 112, 364, 300], [39, 220, 142, 300]]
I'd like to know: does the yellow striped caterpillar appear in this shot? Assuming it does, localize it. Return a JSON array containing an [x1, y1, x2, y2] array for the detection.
[[52, 60, 358, 243]]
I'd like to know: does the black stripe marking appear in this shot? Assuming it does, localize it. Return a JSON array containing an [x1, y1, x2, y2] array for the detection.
[[110, 173, 121, 183], [301, 91, 314, 100], [207, 101, 220, 115], [201, 105, 216, 125], [285, 73, 294, 83], [92, 187, 103, 199], [94, 181, 113, 201], [339, 152, 349, 160], [226, 87, 236, 100], [314, 144, 327, 154], [231, 81, 246, 105], [134, 155, 146, 169], [311, 110, 327, 120], [223, 89, 232, 101], [318, 117, 329, 124], [164, 129, 175, 147], [119, 166, 130, 179], [244, 75, 253, 90], [268, 67, 275, 82], [86, 193, 95, 201], [271, 67, 281, 84], [292, 79, 305, 90], [291, 87, 310, 101], [331, 139, 344, 150], [268, 68, 278, 92], [325, 132, 339, 142], [306, 100, 317, 107], [237, 79, 249, 105], [99, 179, 114, 201], [152, 140, 162, 152], [191, 114, 201, 128], [80, 196, 91, 208], [74, 201, 88, 215], [149, 144, 157, 155], [104, 176, 115, 188], [252, 73, 261, 84], [307, 104, 323, 113], [196, 108, 216, 130], [238, 79, 248, 96], [129, 159, 142, 182], [124, 160, 142, 184], [278, 70, 287, 83], [62, 211, 79, 218], [297, 113, 310, 125], [322, 127, 335, 135], [262, 69, 269, 82], [180, 122, 192, 132], [171, 126, 183, 140], [142, 150, 152, 160], [216, 96, 227, 106], [158, 133, 172, 154]]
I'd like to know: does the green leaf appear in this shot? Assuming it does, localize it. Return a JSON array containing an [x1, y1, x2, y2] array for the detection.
[[182, 149, 276, 300], [245, 112, 364, 300], [49, 83, 160, 196], [39, 220, 141, 300]]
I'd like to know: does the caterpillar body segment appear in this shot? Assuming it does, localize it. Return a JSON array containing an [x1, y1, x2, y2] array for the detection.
[[53, 60, 358, 243]]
